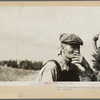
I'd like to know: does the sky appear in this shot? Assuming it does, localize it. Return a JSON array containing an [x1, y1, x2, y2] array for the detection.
[[0, 6, 100, 66]]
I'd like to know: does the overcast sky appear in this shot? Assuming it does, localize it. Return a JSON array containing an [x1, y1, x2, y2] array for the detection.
[[0, 6, 100, 66]]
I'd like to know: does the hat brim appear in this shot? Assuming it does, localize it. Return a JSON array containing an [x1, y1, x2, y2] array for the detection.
[[62, 41, 83, 45]]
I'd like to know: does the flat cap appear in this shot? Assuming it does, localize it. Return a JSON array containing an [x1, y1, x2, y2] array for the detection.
[[59, 33, 83, 45]]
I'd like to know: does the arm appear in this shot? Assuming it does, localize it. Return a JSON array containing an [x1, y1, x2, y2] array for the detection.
[[71, 54, 97, 81], [42, 69, 54, 82]]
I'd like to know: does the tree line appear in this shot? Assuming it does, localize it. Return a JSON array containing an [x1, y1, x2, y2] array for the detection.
[[0, 60, 43, 70]]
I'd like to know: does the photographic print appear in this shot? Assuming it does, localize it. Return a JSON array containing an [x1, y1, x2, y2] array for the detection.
[[0, 6, 100, 83], [0, 1, 100, 99]]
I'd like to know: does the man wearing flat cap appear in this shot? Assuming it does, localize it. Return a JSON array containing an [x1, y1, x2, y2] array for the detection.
[[36, 33, 96, 82]]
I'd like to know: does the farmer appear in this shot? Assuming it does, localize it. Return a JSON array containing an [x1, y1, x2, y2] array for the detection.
[[36, 33, 96, 82]]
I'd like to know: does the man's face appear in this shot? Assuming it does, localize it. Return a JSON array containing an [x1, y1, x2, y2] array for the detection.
[[62, 43, 80, 60]]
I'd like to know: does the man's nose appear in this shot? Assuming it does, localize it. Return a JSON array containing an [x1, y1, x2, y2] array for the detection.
[[74, 50, 80, 54]]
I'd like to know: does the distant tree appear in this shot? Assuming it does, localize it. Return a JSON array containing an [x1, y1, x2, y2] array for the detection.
[[3, 60, 8, 65], [7, 60, 12, 67], [12, 60, 19, 68], [32, 61, 43, 70], [0, 60, 8, 66], [0, 61, 3, 66], [0, 59, 43, 70], [19, 60, 33, 70], [19, 60, 26, 69]]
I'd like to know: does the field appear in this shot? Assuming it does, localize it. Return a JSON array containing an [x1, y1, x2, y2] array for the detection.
[[0, 65, 39, 81], [0, 65, 93, 82]]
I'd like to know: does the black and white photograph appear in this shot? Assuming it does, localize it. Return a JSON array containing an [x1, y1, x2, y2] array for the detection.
[[0, 6, 100, 85]]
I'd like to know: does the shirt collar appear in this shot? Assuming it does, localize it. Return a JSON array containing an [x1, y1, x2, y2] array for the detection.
[[56, 54, 69, 71]]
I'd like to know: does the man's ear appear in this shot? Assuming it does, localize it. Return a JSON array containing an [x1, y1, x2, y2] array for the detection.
[[62, 47, 65, 54]]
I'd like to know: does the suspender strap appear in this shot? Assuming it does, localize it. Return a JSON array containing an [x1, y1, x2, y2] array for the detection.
[[48, 60, 61, 72], [38, 60, 61, 81]]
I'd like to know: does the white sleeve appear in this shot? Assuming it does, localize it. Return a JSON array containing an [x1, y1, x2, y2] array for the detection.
[[41, 62, 57, 82], [42, 69, 54, 82]]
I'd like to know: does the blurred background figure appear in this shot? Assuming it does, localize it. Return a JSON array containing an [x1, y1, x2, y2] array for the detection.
[[92, 34, 100, 81]]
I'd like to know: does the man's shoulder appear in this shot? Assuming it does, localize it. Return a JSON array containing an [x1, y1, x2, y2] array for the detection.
[[44, 60, 59, 70]]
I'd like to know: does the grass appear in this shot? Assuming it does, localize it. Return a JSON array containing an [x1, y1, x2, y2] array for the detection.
[[0, 65, 91, 82], [0, 66, 39, 81]]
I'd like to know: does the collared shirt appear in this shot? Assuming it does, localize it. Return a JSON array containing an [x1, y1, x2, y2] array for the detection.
[[36, 55, 80, 82], [57, 54, 69, 71]]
